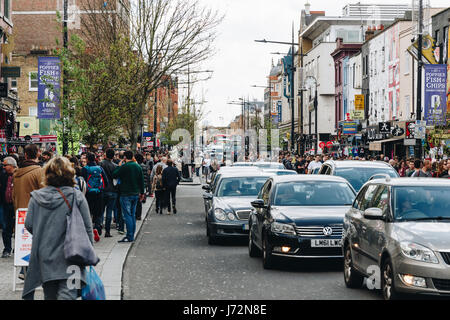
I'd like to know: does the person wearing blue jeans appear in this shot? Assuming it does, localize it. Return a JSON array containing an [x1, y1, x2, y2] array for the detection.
[[103, 191, 118, 237], [119, 195, 139, 241], [112, 150, 145, 243]]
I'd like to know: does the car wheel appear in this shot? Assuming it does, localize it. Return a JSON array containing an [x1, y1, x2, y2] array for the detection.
[[262, 235, 275, 269], [248, 227, 262, 258], [381, 258, 401, 300], [343, 243, 364, 288]]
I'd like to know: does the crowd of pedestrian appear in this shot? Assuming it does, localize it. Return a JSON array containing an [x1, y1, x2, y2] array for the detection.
[[0, 144, 182, 300], [276, 151, 449, 178]]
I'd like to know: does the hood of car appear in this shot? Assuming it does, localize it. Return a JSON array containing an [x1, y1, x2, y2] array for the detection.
[[215, 196, 256, 212], [392, 222, 450, 251], [271, 206, 350, 225]]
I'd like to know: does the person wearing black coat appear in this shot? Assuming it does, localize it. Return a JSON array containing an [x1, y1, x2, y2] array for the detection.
[[162, 159, 181, 214]]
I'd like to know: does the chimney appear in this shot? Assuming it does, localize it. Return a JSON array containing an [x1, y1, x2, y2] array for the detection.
[[305, 2, 311, 15], [365, 28, 375, 41]]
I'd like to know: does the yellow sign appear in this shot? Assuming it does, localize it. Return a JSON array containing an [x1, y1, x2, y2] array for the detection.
[[355, 95, 364, 111], [407, 34, 438, 64]]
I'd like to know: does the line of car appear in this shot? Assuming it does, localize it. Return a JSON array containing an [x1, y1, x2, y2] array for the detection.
[[201, 161, 450, 300]]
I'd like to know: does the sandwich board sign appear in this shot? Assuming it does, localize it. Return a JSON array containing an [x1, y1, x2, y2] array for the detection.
[[13, 209, 32, 291]]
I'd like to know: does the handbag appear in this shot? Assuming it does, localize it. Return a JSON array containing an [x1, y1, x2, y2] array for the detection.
[[57, 188, 100, 266], [82, 266, 106, 300]]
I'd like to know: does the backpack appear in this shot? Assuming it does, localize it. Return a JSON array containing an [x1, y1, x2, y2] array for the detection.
[[85, 165, 105, 193]]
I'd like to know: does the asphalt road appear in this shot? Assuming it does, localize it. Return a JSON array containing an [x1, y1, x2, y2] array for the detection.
[[122, 185, 381, 300]]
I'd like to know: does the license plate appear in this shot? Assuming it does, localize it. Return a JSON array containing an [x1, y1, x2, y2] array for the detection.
[[243, 224, 249, 231], [311, 239, 342, 248]]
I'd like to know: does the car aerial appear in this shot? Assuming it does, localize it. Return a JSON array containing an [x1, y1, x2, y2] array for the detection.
[[260, 169, 298, 176], [318, 160, 399, 192], [342, 177, 450, 300], [203, 171, 272, 245], [248, 175, 356, 269]]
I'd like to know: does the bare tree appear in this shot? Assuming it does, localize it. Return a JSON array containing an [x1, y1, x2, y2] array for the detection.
[[78, 0, 223, 150]]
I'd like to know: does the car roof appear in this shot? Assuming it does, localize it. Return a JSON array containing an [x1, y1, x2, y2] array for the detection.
[[324, 160, 394, 169], [218, 166, 259, 172], [365, 177, 450, 187], [218, 171, 274, 178], [270, 175, 351, 184]]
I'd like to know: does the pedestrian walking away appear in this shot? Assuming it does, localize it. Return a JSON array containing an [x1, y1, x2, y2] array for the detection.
[[100, 149, 119, 238], [162, 159, 181, 214], [152, 165, 167, 214], [113, 151, 145, 243], [82, 152, 109, 241], [22, 157, 94, 300]]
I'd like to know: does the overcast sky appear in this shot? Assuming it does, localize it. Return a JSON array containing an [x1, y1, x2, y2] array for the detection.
[[188, 0, 449, 127]]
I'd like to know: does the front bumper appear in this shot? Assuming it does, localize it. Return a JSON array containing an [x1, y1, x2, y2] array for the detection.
[[393, 253, 450, 295], [267, 232, 343, 259], [209, 221, 249, 238]]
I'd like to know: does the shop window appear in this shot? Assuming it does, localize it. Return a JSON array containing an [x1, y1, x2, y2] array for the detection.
[[29, 72, 38, 91]]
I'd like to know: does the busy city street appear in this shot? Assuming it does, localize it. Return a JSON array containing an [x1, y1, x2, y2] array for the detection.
[[0, 0, 450, 306], [123, 184, 381, 300]]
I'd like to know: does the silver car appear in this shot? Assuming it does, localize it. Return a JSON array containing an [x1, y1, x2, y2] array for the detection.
[[343, 177, 450, 299]]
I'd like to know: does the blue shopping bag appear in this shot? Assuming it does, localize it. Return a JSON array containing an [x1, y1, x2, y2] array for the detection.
[[82, 266, 106, 300]]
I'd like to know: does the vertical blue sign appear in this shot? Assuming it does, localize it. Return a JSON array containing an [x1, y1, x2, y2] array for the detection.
[[277, 101, 282, 123], [424, 64, 447, 126], [38, 57, 61, 119]]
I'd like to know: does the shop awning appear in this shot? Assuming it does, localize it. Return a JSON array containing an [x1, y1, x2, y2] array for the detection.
[[369, 137, 404, 151], [377, 137, 404, 144]]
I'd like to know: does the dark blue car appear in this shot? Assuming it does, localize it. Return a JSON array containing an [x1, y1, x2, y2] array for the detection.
[[248, 175, 356, 269]]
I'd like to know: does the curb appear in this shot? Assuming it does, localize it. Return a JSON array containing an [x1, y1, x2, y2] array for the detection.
[[100, 197, 154, 300]]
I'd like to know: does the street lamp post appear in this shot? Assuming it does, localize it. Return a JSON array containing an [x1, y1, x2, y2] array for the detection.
[[255, 26, 299, 153], [416, 0, 424, 159], [303, 76, 318, 154]]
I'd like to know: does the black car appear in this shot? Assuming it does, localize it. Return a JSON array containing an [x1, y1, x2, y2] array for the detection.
[[248, 175, 356, 269], [203, 171, 272, 245]]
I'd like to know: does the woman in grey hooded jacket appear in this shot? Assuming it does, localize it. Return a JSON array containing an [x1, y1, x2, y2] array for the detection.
[[22, 156, 94, 300]]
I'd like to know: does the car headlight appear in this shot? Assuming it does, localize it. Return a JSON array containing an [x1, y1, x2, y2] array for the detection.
[[400, 242, 439, 264], [271, 222, 296, 235], [227, 212, 236, 221], [214, 209, 227, 221]]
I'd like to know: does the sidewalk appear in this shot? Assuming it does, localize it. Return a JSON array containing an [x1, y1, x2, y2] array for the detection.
[[0, 197, 154, 300], [179, 175, 202, 186]]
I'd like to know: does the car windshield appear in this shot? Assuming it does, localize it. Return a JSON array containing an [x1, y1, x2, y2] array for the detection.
[[273, 181, 355, 206], [217, 177, 269, 197], [335, 167, 398, 192], [393, 186, 450, 221]]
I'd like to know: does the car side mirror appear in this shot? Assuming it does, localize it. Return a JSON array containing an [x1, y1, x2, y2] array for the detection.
[[203, 192, 213, 200], [364, 208, 384, 220], [202, 184, 211, 191], [251, 199, 266, 209]]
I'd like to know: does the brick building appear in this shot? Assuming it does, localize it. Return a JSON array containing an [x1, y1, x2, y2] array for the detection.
[[0, 0, 19, 153]]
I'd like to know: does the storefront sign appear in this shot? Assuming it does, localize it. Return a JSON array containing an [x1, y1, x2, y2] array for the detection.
[[379, 122, 391, 134], [342, 121, 358, 135], [277, 101, 282, 122], [351, 110, 364, 120], [415, 120, 427, 139], [369, 142, 382, 151], [38, 57, 61, 119], [355, 95, 364, 111], [404, 139, 416, 146], [14, 209, 32, 267], [424, 64, 447, 125]]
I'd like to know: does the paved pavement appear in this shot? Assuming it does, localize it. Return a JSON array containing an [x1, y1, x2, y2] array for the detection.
[[0, 197, 153, 300], [122, 185, 381, 300]]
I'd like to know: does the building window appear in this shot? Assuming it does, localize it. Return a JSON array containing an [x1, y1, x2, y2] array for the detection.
[[4, 0, 10, 19], [29, 72, 38, 91], [404, 51, 410, 75], [10, 78, 17, 90], [29, 107, 38, 117]]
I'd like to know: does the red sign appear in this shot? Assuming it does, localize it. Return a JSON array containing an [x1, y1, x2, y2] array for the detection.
[[326, 141, 333, 148], [319, 142, 325, 149]]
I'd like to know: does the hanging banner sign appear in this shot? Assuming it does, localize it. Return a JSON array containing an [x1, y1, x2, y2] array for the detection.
[[14, 209, 32, 267], [424, 64, 447, 125], [37, 57, 61, 119], [355, 94, 364, 111]]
